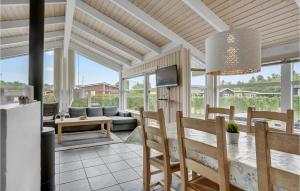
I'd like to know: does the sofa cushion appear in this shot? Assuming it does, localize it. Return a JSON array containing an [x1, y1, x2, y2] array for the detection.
[[110, 116, 137, 125], [43, 102, 59, 117], [103, 107, 118, 116], [69, 107, 87, 118], [118, 111, 131, 117], [87, 107, 103, 117]]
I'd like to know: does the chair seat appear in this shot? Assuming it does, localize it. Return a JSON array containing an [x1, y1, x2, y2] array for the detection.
[[188, 176, 242, 191], [150, 155, 180, 172]]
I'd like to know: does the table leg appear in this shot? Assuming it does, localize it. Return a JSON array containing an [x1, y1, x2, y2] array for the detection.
[[107, 122, 111, 138], [101, 123, 104, 133], [58, 125, 62, 144]]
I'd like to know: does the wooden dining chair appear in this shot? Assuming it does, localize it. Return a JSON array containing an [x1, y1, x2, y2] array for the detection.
[[139, 107, 180, 191], [247, 107, 294, 133], [176, 111, 242, 191], [255, 121, 300, 191], [205, 104, 235, 121]]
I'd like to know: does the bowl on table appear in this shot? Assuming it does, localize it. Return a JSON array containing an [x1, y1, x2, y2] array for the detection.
[[79, 116, 87, 120]]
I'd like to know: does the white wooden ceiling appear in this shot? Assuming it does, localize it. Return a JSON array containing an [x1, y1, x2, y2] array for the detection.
[[0, 0, 299, 71]]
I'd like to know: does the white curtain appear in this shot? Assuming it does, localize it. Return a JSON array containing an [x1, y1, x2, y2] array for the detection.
[[54, 48, 62, 108], [68, 49, 75, 106]]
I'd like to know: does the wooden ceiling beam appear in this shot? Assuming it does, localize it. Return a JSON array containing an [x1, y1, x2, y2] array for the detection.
[[1, 0, 65, 6], [0, 16, 65, 30], [262, 42, 300, 62], [294, 0, 300, 8], [111, 0, 205, 62], [71, 33, 132, 66], [76, 0, 161, 54], [182, 0, 229, 32], [73, 21, 143, 62], [63, 0, 76, 58], [0, 30, 64, 48], [0, 40, 63, 59], [69, 41, 123, 71]]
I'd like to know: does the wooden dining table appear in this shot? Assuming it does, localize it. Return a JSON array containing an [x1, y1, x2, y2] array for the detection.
[[126, 122, 300, 191]]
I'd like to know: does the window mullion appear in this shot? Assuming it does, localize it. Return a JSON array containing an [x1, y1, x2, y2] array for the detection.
[[144, 74, 148, 111], [281, 63, 292, 112]]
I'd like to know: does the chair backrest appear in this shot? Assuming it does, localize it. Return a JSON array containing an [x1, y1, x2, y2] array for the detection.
[[139, 107, 170, 161], [43, 102, 59, 117], [247, 107, 294, 133], [176, 111, 230, 191], [255, 121, 300, 191], [205, 104, 235, 121]]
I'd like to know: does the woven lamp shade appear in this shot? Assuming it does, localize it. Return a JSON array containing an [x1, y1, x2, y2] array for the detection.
[[205, 28, 261, 75]]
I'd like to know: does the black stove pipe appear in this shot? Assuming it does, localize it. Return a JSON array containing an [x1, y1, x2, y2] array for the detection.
[[29, 1, 55, 190]]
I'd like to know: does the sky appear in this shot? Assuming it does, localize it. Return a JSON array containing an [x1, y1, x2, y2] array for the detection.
[[0, 51, 54, 84], [75, 53, 119, 86], [0, 51, 119, 85]]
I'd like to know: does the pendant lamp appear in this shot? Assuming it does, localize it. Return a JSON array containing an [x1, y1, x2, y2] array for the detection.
[[205, 28, 261, 75]]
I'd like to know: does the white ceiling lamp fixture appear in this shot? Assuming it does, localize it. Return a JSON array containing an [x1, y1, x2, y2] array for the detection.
[[205, 0, 261, 75], [205, 28, 261, 75]]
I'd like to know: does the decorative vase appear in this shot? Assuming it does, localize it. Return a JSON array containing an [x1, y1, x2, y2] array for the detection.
[[226, 132, 240, 144]]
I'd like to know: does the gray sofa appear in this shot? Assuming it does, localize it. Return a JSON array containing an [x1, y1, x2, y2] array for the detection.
[[43, 103, 59, 128], [64, 106, 137, 132]]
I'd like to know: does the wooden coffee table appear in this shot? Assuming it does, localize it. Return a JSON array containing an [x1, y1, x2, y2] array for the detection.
[[55, 116, 112, 144]]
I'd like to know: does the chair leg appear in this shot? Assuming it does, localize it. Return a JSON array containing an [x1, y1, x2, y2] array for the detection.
[[143, 150, 151, 191], [192, 171, 197, 179], [164, 169, 172, 191]]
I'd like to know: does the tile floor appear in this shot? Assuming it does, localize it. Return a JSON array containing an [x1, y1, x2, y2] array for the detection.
[[55, 142, 181, 191]]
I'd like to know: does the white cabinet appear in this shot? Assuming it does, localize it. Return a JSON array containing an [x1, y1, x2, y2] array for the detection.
[[1, 102, 41, 191]]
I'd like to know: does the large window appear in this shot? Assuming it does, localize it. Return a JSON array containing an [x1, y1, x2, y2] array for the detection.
[[191, 70, 206, 118], [147, 74, 157, 111], [43, 51, 55, 103], [0, 52, 55, 103], [0, 55, 29, 87], [293, 62, 300, 131], [0, 55, 29, 103], [218, 65, 281, 123], [72, 53, 119, 107], [124, 76, 144, 111]]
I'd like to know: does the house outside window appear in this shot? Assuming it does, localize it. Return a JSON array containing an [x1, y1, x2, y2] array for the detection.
[[72, 53, 119, 107], [218, 64, 281, 125]]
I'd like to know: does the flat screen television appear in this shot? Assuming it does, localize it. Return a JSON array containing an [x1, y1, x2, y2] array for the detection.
[[156, 65, 179, 87]]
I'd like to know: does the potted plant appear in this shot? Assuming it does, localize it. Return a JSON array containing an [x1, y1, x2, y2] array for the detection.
[[226, 121, 240, 144]]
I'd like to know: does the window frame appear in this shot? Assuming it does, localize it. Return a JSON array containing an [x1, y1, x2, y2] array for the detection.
[[292, 62, 300, 133], [190, 69, 206, 118], [146, 72, 157, 111], [123, 75, 145, 112]]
